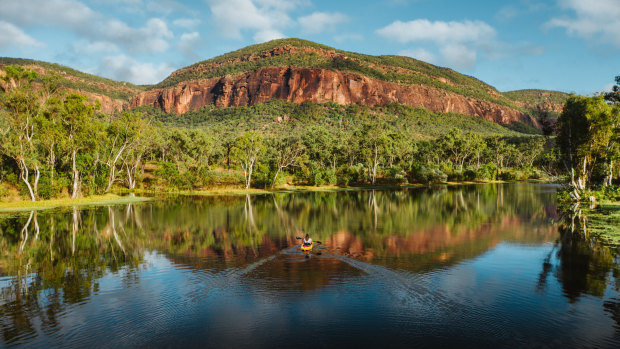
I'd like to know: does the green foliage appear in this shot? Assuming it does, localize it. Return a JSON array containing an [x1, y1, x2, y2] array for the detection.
[[504, 89, 570, 106], [556, 95, 618, 188], [410, 165, 447, 184]]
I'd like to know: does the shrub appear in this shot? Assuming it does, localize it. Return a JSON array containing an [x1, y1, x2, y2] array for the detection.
[[202, 170, 245, 187], [384, 165, 408, 184], [476, 163, 497, 180], [337, 164, 365, 186], [409, 165, 447, 184]]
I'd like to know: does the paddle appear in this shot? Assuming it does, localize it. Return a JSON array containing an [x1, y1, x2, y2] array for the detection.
[[296, 236, 322, 244]]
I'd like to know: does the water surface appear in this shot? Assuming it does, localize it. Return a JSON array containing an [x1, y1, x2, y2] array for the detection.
[[1, 184, 619, 348]]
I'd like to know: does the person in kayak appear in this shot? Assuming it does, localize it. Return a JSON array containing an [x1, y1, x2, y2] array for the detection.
[[302, 233, 312, 246]]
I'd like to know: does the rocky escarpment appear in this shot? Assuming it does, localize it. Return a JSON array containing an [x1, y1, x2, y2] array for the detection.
[[131, 67, 537, 126]]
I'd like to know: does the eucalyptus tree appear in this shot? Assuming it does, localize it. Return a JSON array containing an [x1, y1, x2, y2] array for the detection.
[[103, 112, 141, 192], [0, 66, 42, 200], [357, 121, 389, 184], [232, 131, 265, 189], [438, 129, 485, 172], [266, 135, 306, 188], [556, 95, 615, 195], [60, 94, 99, 198], [122, 115, 154, 190]]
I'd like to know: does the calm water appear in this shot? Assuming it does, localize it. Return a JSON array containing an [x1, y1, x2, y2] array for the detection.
[[1, 184, 620, 348]]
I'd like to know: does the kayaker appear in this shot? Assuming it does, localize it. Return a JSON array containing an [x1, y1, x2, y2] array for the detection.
[[302, 234, 312, 246]]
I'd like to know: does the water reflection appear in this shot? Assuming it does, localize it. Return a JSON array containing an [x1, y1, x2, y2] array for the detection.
[[1, 184, 619, 347]]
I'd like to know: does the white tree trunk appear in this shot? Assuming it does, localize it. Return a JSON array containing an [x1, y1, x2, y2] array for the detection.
[[19, 159, 36, 201], [106, 145, 126, 193], [72, 150, 79, 199]]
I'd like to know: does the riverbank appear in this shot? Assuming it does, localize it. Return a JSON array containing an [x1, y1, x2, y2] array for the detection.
[[1, 180, 549, 213], [0, 194, 152, 213]]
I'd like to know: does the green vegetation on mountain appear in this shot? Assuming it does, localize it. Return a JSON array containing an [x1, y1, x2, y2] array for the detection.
[[504, 89, 570, 107], [153, 38, 522, 110], [139, 100, 524, 139], [0, 57, 144, 100]]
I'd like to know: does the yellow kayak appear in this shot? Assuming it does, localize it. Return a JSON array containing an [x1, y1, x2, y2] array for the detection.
[[300, 243, 313, 252]]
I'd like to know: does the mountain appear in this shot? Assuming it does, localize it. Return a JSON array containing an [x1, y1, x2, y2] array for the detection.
[[503, 89, 570, 114], [2, 39, 569, 127], [130, 39, 555, 127], [0, 57, 144, 114]]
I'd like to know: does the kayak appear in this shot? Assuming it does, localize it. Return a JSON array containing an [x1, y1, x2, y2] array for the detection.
[[300, 243, 313, 252]]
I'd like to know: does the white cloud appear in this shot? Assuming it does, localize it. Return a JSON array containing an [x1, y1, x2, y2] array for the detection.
[[207, 0, 296, 42], [253, 29, 285, 42], [173, 18, 201, 29], [440, 44, 477, 70], [547, 0, 620, 47], [179, 32, 201, 59], [98, 55, 174, 85], [103, 18, 173, 54], [0, 0, 174, 54], [377, 19, 496, 44], [1, 0, 96, 28], [377, 19, 497, 71], [75, 40, 119, 54], [298, 12, 347, 34], [399, 48, 436, 64], [0, 21, 43, 48]]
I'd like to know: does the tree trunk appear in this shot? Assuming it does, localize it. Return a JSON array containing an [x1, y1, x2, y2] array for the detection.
[[71, 150, 79, 199], [245, 158, 254, 189], [19, 159, 36, 201], [33, 164, 40, 199], [271, 167, 282, 189], [105, 145, 126, 193]]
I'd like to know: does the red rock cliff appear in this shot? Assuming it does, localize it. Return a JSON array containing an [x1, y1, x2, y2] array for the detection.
[[130, 67, 536, 126]]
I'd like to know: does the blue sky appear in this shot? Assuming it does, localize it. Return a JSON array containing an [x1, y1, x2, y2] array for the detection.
[[0, 0, 618, 94]]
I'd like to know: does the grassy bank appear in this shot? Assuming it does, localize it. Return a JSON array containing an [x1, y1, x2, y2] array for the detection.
[[0, 194, 152, 213]]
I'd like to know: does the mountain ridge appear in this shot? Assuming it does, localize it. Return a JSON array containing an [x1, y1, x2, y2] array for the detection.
[[1, 39, 570, 126]]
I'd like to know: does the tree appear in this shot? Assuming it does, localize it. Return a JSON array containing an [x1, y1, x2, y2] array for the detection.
[[487, 137, 516, 175], [357, 121, 388, 184], [604, 76, 620, 104], [437, 129, 484, 172], [0, 66, 41, 200], [267, 135, 305, 188], [232, 131, 265, 189], [102, 112, 140, 192], [122, 119, 153, 190], [60, 94, 98, 198], [556, 95, 615, 195]]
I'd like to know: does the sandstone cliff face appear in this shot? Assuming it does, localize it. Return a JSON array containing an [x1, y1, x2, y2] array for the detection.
[[131, 67, 536, 126]]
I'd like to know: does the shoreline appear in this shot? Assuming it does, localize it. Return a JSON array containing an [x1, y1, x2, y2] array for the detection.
[[0, 194, 152, 213], [1, 180, 555, 213]]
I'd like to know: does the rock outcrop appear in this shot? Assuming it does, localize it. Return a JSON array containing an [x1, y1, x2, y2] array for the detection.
[[131, 67, 536, 126]]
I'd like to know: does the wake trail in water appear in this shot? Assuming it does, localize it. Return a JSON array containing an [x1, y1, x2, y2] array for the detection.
[[327, 252, 459, 314]]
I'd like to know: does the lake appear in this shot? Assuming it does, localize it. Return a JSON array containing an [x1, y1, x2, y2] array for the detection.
[[1, 184, 619, 348]]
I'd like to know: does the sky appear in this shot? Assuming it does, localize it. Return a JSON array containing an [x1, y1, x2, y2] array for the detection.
[[0, 0, 618, 94]]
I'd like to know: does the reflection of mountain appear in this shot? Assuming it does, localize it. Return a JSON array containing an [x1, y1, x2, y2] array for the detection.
[[327, 214, 557, 272]]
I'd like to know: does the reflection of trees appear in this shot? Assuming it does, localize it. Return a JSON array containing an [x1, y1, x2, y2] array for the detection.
[[549, 210, 619, 302], [0, 206, 143, 344], [538, 210, 620, 330]]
